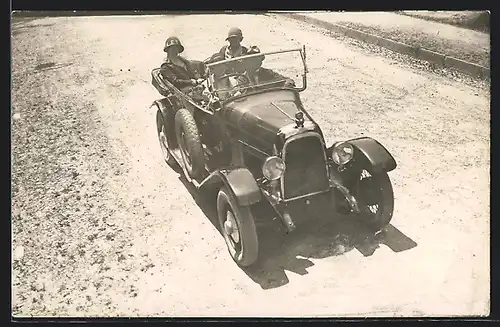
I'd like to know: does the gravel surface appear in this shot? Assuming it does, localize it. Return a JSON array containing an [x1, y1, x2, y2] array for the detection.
[[299, 19, 490, 88], [11, 21, 151, 315], [297, 12, 490, 69], [399, 11, 490, 33], [338, 21, 490, 69], [11, 13, 490, 317]]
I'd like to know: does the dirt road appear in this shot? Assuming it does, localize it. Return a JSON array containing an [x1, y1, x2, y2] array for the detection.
[[11, 13, 490, 317]]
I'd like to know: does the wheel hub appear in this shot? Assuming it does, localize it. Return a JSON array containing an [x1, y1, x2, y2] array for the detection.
[[159, 127, 168, 148], [224, 211, 240, 243], [159, 126, 170, 159], [180, 131, 191, 165]]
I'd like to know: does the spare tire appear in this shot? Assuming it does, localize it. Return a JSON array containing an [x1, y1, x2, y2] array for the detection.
[[175, 108, 206, 180]]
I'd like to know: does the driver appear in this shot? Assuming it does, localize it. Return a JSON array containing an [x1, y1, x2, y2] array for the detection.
[[206, 28, 296, 90], [205, 27, 261, 64], [160, 36, 206, 93]]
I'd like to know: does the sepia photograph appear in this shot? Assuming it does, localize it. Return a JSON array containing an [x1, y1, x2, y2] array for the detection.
[[11, 10, 490, 318]]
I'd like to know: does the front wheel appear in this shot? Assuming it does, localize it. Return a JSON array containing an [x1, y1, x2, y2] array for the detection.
[[349, 166, 394, 231], [217, 187, 259, 267]]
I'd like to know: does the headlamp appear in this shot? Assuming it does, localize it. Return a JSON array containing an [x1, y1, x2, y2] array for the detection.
[[331, 142, 354, 165], [262, 156, 286, 181]]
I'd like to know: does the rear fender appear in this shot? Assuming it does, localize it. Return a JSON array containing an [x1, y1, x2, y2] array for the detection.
[[152, 98, 176, 121], [348, 137, 397, 173], [204, 168, 262, 206], [151, 69, 173, 98], [153, 98, 178, 148]]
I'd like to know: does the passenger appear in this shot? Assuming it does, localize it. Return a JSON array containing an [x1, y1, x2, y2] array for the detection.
[[160, 36, 205, 93]]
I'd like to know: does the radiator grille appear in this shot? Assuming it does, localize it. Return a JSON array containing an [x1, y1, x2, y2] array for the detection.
[[282, 135, 330, 199]]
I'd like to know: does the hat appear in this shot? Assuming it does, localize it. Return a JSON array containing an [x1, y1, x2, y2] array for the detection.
[[226, 27, 243, 41], [164, 36, 184, 53]]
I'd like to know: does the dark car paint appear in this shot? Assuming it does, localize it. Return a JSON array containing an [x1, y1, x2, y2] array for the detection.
[[194, 167, 262, 206], [221, 89, 321, 157], [224, 168, 263, 206], [347, 137, 398, 174], [155, 85, 396, 179], [151, 46, 399, 238], [153, 98, 178, 148]]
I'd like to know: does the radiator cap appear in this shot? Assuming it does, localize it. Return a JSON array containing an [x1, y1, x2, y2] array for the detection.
[[295, 111, 305, 128]]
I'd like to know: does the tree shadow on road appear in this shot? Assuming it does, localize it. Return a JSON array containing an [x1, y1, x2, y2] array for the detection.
[[179, 175, 417, 290]]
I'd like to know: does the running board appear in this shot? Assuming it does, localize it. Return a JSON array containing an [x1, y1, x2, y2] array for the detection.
[[169, 148, 218, 190]]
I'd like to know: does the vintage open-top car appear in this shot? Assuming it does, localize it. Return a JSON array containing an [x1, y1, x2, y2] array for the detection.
[[151, 46, 397, 267]]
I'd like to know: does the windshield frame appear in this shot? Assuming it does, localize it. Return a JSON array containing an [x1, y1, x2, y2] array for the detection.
[[205, 46, 308, 99]]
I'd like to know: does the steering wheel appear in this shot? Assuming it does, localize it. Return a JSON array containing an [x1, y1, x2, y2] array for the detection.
[[216, 72, 249, 83], [216, 72, 255, 96]]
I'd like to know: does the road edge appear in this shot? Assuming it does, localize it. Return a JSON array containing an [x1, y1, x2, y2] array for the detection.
[[397, 11, 490, 34], [279, 13, 490, 80]]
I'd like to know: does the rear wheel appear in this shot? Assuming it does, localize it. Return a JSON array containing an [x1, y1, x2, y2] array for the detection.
[[175, 108, 206, 180], [156, 110, 178, 168], [217, 187, 259, 267], [349, 165, 394, 231]]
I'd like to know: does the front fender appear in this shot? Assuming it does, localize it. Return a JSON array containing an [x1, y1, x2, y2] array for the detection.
[[202, 168, 262, 206], [348, 137, 397, 173]]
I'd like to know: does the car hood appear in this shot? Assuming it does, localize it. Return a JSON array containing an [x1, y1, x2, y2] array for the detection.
[[222, 89, 317, 154], [224, 89, 313, 133]]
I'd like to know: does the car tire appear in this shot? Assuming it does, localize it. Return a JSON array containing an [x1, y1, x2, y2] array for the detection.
[[156, 110, 179, 169], [217, 187, 259, 267], [352, 166, 394, 231], [174, 108, 205, 180]]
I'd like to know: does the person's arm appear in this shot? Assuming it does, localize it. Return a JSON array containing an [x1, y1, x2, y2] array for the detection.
[[189, 60, 209, 79], [247, 45, 261, 54], [204, 46, 226, 64], [247, 45, 265, 62], [160, 63, 195, 88], [204, 53, 224, 64]]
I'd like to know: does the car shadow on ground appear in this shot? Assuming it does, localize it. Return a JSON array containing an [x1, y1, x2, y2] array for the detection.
[[179, 175, 417, 290], [245, 217, 417, 289]]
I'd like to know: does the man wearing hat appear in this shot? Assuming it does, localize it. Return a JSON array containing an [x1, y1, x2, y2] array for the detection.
[[160, 36, 206, 92], [205, 27, 261, 64], [205, 28, 296, 88]]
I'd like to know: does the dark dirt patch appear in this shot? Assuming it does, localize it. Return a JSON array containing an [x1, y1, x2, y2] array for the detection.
[[35, 62, 56, 70], [11, 16, 41, 24], [337, 21, 490, 69], [33, 62, 74, 72], [11, 23, 144, 316], [11, 74, 131, 315], [11, 20, 56, 36]]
